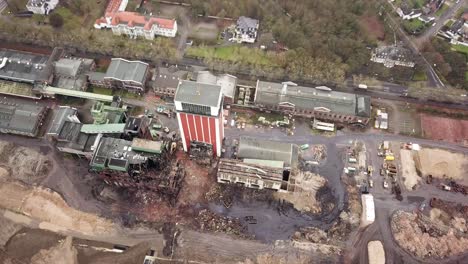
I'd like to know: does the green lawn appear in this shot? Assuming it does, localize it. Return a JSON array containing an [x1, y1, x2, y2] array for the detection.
[[186, 45, 275, 66], [444, 19, 454, 27], [435, 4, 449, 16], [465, 71, 468, 81], [89, 86, 113, 96], [412, 70, 427, 81], [403, 18, 425, 33], [451, 44, 468, 55]]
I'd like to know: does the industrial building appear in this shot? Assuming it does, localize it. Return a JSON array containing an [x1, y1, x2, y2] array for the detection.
[[361, 194, 375, 227], [217, 159, 288, 191], [195, 71, 237, 104], [254, 81, 371, 125], [53, 57, 95, 91], [0, 98, 47, 137], [0, 49, 53, 84], [88, 58, 149, 92], [237, 136, 299, 169], [153, 66, 189, 97], [216, 137, 297, 191], [91, 136, 184, 205], [174, 80, 224, 157]]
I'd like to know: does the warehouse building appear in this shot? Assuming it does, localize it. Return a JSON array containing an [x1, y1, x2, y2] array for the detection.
[[0, 49, 53, 84], [217, 137, 298, 191], [88, 58, 149, 92], [254, 81, 371, 125], [237, 136, 299, 169], [0, 98, 47, 137], [174, 80, 224, 157], [217, 159, 288, 191]]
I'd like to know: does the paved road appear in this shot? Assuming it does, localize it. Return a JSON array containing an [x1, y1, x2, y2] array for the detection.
[[416, 0, 467, 44], [383, 5, 444, 88]]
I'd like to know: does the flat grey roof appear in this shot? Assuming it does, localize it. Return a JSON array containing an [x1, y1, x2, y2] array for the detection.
[[196, 71, 237, 99], [91, 137, 154, 168], [0, 98, 46, 135], [174, 80, 222, 107], [154, 66, 188, 89], [0, 49, 51, 83], [104, 58, 148, 84], [237, 136, 298, 168], [255, 81, 371, 117], [54, 58, 82, 77], [88, 72, 106, 82]]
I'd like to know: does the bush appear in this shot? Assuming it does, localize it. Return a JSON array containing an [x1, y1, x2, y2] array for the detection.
[[49, 13, 64, 28]]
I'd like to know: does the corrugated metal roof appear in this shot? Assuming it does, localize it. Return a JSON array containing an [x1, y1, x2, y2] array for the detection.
[[243, 158, 284, 169], [255, 81, 371, 117], [105, 58, 148, 84], [174, 80, 222, 107], [238, 136, 298, 168]]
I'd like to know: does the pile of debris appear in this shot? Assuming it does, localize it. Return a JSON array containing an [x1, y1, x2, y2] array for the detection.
[[430, 198, 468, 217], [195, 209, 249, 238], [391, 210, 468, 259], [293, 227, 328, 243], [311, 145, 327, 162], [189, 141, 213, 166]]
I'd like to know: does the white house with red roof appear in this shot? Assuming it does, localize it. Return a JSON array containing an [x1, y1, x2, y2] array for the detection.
[[94, 0, 177, 40]]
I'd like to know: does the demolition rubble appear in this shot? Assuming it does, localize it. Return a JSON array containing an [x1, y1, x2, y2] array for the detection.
[[391, 208, 468, 259]]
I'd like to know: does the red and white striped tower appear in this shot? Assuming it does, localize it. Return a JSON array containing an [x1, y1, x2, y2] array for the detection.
[[174, 80, 224, 157]]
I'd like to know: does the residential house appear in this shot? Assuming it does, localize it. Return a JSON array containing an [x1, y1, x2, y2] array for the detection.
[[254, 81, 371, 125], [424, 0, 445, 14], [235, 16, 259, 43], [396, 2, 422, 20], [94, 0, 177, 40], [26, 0, 59, 15], [370, 45, 415, 68], [195, 71, 237, 104], [88, 58, 149, 92], [153, 66, 188, 97]]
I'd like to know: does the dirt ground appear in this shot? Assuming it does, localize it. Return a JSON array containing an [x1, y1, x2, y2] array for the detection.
[[30, 236, 78, 264], [359, 16, 385, 40], [400, 149, 421, 190], [0, 141, 52, 185], [415, 148, 468, 185], [420, 114, 468, 145], [0, 181, 117, 236], [190, 22, 219, 40], [275, 171, 326, 213]]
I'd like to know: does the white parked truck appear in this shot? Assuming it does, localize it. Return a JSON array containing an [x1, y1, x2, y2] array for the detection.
[[358, 84, 368, 89]]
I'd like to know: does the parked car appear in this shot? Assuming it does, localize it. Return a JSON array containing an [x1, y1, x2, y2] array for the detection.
[[383, 180, 389, 189]]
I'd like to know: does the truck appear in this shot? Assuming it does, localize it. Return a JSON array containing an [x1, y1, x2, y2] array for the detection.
[[358, 84, 368, 89], [300, 144, 310, 150], [367, 165, 374, 175]]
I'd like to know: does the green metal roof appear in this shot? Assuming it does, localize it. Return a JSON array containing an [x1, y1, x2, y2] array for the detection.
[[243, 159, 284, 169], [80, 123, 125, 134]]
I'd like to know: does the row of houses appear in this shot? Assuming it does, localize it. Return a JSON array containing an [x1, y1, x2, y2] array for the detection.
[[396, 0, 445, 20], [440, 12, 468, 46]]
